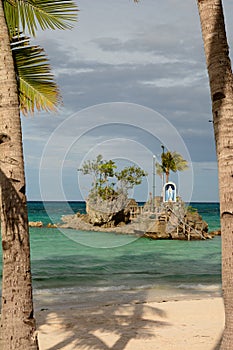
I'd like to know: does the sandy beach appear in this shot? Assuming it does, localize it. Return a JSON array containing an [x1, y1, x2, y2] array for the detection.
[[37, 297, 224, 350]]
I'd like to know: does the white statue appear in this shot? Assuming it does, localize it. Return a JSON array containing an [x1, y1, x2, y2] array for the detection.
[[167, 186, 173, 201]]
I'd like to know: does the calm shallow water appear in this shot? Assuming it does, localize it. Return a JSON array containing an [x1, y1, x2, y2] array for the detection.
[[0, 202, 221, 309]]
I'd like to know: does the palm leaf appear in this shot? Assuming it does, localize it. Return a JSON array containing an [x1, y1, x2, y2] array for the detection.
[[12, 37, 61, 114], [161, 151, 176, 173], [4, 0, 78, 37], [171, 152, 189, 171], [155, 162, 163, 178]]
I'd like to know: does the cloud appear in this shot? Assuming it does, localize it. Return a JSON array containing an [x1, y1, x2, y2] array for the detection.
[[55, 67, 95, 77]]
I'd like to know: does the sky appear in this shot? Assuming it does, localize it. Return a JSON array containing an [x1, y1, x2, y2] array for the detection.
[[21, 0, 233, 202]]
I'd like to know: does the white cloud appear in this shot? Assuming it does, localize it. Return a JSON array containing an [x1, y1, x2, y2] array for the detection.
[[140, 74, 204, 88], [54, 67, 95, 77]]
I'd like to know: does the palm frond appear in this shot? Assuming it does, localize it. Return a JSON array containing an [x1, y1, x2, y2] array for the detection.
[[162, 151, 176, 172], [171, 152, 189, 171], [4, 0, 78, 37], [12, 37, 62, 114], [5, 0, 16, 6], [155, 162, 163, 178]]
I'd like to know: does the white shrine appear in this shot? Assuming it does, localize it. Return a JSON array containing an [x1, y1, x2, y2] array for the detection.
[[163, 182, 177, 202]]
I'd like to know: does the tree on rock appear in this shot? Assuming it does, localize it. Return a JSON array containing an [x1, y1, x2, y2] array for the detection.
[[80, 155, 147, 201], [156, 150, 188, 183], [81, 155, 117, 200], [116, 166, 147, 193]]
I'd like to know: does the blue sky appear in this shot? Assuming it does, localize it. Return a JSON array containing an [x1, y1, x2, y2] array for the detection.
[[21, 0, 233, 202]]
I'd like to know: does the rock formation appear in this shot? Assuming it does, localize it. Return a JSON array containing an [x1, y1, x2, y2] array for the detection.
[[143, 204, 210, 240], [29, 221, 43, 227], [85, 194, 130, 227], [60, 197, 214, 241]]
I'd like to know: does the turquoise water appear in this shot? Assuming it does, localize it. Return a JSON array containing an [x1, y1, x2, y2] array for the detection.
[[0, 202, 221, 308], [189, 202, 220, 232]]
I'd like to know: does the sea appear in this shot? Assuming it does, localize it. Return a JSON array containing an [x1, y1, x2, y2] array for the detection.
[[0, 202, 221, 310]]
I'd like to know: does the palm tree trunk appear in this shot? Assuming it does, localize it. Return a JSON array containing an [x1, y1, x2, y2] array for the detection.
[[197, 1, 233, 348], [165, 171, 169, 183], [0, 2, 38, 349]]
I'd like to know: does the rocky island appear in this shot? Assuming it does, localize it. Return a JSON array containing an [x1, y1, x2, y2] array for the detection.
[[60, 196, 219, 240], [59, 154, 220, 240]]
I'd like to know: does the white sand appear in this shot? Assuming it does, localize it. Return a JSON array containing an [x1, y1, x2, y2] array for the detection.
[[37, 297, 224, 350]]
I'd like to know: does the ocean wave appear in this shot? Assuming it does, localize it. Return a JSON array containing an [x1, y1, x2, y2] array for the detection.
[[33, 282, 222, 297], [177, 283, 221, 292], [33, 283, 159, 296]]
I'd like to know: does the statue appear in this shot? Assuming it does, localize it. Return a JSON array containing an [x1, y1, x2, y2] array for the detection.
[[163, 182, 176, 202], [167, 186, 174, 202]]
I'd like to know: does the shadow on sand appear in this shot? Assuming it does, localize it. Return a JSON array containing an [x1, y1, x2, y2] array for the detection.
[[36, 289, 223, 350], [36, 289, 169, 350]]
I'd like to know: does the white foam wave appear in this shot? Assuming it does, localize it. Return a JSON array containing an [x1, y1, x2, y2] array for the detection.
[[177, 283, 221, 292]]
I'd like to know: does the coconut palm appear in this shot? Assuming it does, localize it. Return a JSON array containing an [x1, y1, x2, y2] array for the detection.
[[0, 0, 77, 349], [5, 0, 78, 114], [197, 1, 233, 348], [156, 150, 188, 183], [11, 33, 61, 114]]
